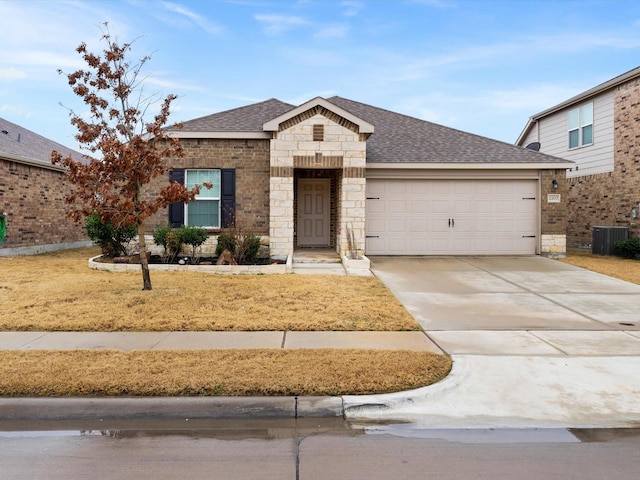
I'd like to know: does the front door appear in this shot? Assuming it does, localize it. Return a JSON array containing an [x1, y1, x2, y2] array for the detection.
[[297, 178, 330, 247]]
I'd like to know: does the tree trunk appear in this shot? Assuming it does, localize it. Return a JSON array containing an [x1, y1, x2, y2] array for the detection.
[[137, 224, 152, 290]]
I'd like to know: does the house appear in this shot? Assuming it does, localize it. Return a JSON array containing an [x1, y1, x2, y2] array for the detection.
[[516, 66, 640, 250], [0, 117, 88, 256], [147, 96, 572, 260]]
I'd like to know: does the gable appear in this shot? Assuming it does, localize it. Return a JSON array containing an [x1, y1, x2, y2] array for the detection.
[[263, 97, 373, 134]]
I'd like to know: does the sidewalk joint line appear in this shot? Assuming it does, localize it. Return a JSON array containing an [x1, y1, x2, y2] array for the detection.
[[528, 331, 569, 356], [149, 331, 172, 350]]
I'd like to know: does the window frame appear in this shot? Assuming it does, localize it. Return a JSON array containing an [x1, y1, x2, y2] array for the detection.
[[568, 102, 594, 150], [184, 169, 221, 229]]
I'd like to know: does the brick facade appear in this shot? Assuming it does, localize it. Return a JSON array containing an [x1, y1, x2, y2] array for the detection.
[[0, 158, 87, 251], [144, 138, 271, 235], [565, 78, 640, 249]]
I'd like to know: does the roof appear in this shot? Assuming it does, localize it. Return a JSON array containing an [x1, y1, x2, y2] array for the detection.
[[0, 117, 83, 168], [176, 98, 294, 133], [517, 65, 640, 145], [171, 97, 571, 166], [326, 96, 569, 164]]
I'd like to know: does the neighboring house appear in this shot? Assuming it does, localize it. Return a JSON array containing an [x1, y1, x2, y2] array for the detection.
[[0, 117, 89, 256], [516, 66, 640, 249], [146, 96, 572, 260]]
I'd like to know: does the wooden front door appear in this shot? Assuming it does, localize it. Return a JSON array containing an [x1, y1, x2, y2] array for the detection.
[[297, 178, 330, 247]]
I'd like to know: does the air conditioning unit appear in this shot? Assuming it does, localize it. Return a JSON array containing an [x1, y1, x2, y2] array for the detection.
[[592, 226, 628, 256]]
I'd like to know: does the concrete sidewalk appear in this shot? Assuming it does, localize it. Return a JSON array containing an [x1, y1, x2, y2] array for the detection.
[[3, 329, 640, 356], [0, 331, 438, 352]]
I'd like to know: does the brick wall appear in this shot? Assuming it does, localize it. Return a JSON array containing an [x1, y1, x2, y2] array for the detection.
[[540, 169, 568, 235], [566, 78, 640, 249], [144, 138, 271, 235], [0, 158, 87, 250]]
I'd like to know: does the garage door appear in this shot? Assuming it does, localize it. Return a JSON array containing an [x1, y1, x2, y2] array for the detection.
[[365, 179, 538, 255]]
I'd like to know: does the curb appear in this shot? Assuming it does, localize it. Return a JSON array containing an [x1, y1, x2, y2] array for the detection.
[[0, 396, 345, 421]]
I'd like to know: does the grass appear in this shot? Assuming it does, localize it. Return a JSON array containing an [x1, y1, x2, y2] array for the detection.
[[0, 349, 451, 396], [0, 247, 418, 332], [0, 247, 449, 396], [558, 250, 640, 284]]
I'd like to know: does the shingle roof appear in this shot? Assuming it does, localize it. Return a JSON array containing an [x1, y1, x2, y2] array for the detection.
[[0, 117, 82, 166], [172, 96, 571, 165], [176, 98, 295, 132], [326, 96, 570, 164]]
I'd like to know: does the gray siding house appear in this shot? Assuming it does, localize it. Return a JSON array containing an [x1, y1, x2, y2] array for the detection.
[[517, 66, 640, 249]]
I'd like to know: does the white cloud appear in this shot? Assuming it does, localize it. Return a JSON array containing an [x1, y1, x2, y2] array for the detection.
[[341, 1, 364, 17], [0, 104, 32, 118], [0, 68, 26, 80], [254, 14, 308, 35], [158, 1, 224, 35], [314, 24, 348, 39]]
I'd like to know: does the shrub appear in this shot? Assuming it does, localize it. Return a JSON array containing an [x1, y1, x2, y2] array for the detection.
[[215, 232, 237, 256], [215, 230, 262, 264], [235, 233, 262, 265], [165, 230, 183, 263], [153, 226, 177, 263], [179, 226, 208, 264], [615, 237, 640, 259], [85, 213, 137, 258]]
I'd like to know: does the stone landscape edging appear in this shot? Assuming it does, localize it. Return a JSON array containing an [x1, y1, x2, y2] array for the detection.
[[88, 255, 293, 274]]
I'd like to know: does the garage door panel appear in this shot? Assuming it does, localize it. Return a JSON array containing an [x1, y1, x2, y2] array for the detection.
[[411, 200, 429, 213], [366, 179, 538, 255], [432, 200, 449, 213]]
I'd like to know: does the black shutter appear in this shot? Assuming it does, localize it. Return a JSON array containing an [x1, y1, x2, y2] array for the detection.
[[168, 168, 185, 227], [220, 169, 236, 228]]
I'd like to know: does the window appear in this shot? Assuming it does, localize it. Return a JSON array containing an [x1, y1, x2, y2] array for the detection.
[[169, 168, 235, 229], [568, 103, 593, 149], [185, 169, 220, 227]]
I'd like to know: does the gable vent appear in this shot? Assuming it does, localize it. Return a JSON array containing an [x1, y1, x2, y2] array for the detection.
[[313, 124, 324, 142]]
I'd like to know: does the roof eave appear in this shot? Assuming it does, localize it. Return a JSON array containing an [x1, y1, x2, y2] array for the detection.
[[0, 152, 66, 172], [366, 161, 574, 170], [165, 131, 271, 139], [530, 66, 640, 120]]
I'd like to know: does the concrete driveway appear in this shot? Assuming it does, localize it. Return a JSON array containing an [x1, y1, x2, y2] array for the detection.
[[345, 255, 640, 427], [369, 255, 640, 331]]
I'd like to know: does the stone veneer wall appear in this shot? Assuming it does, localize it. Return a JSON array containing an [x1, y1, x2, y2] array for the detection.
[[0, 158, 87, 251], [145, 138, 271, 235], [269, 113, 367, 257], [565, 77, 640, 249]]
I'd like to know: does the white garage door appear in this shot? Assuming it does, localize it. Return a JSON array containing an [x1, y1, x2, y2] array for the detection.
[[365, 179, 538, 255]]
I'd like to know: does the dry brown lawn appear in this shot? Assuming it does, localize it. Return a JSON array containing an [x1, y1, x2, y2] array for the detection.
[[0, 349, 451, 396], [558, 250, 640, 284], [0, 247, 418, 332], [0, 247, 450, 396]]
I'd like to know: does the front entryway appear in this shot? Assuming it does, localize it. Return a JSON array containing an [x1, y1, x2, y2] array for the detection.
[[297, 178, 331, 247]]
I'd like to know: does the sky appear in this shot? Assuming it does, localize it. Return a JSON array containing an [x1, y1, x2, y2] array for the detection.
[[1, 0, 640, 152]]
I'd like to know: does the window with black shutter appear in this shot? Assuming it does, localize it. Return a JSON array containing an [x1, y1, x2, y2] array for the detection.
[[168, 168, 235, 228]]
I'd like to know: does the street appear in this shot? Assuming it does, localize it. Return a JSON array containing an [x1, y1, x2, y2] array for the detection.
[[0, 419, 638, 479]]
